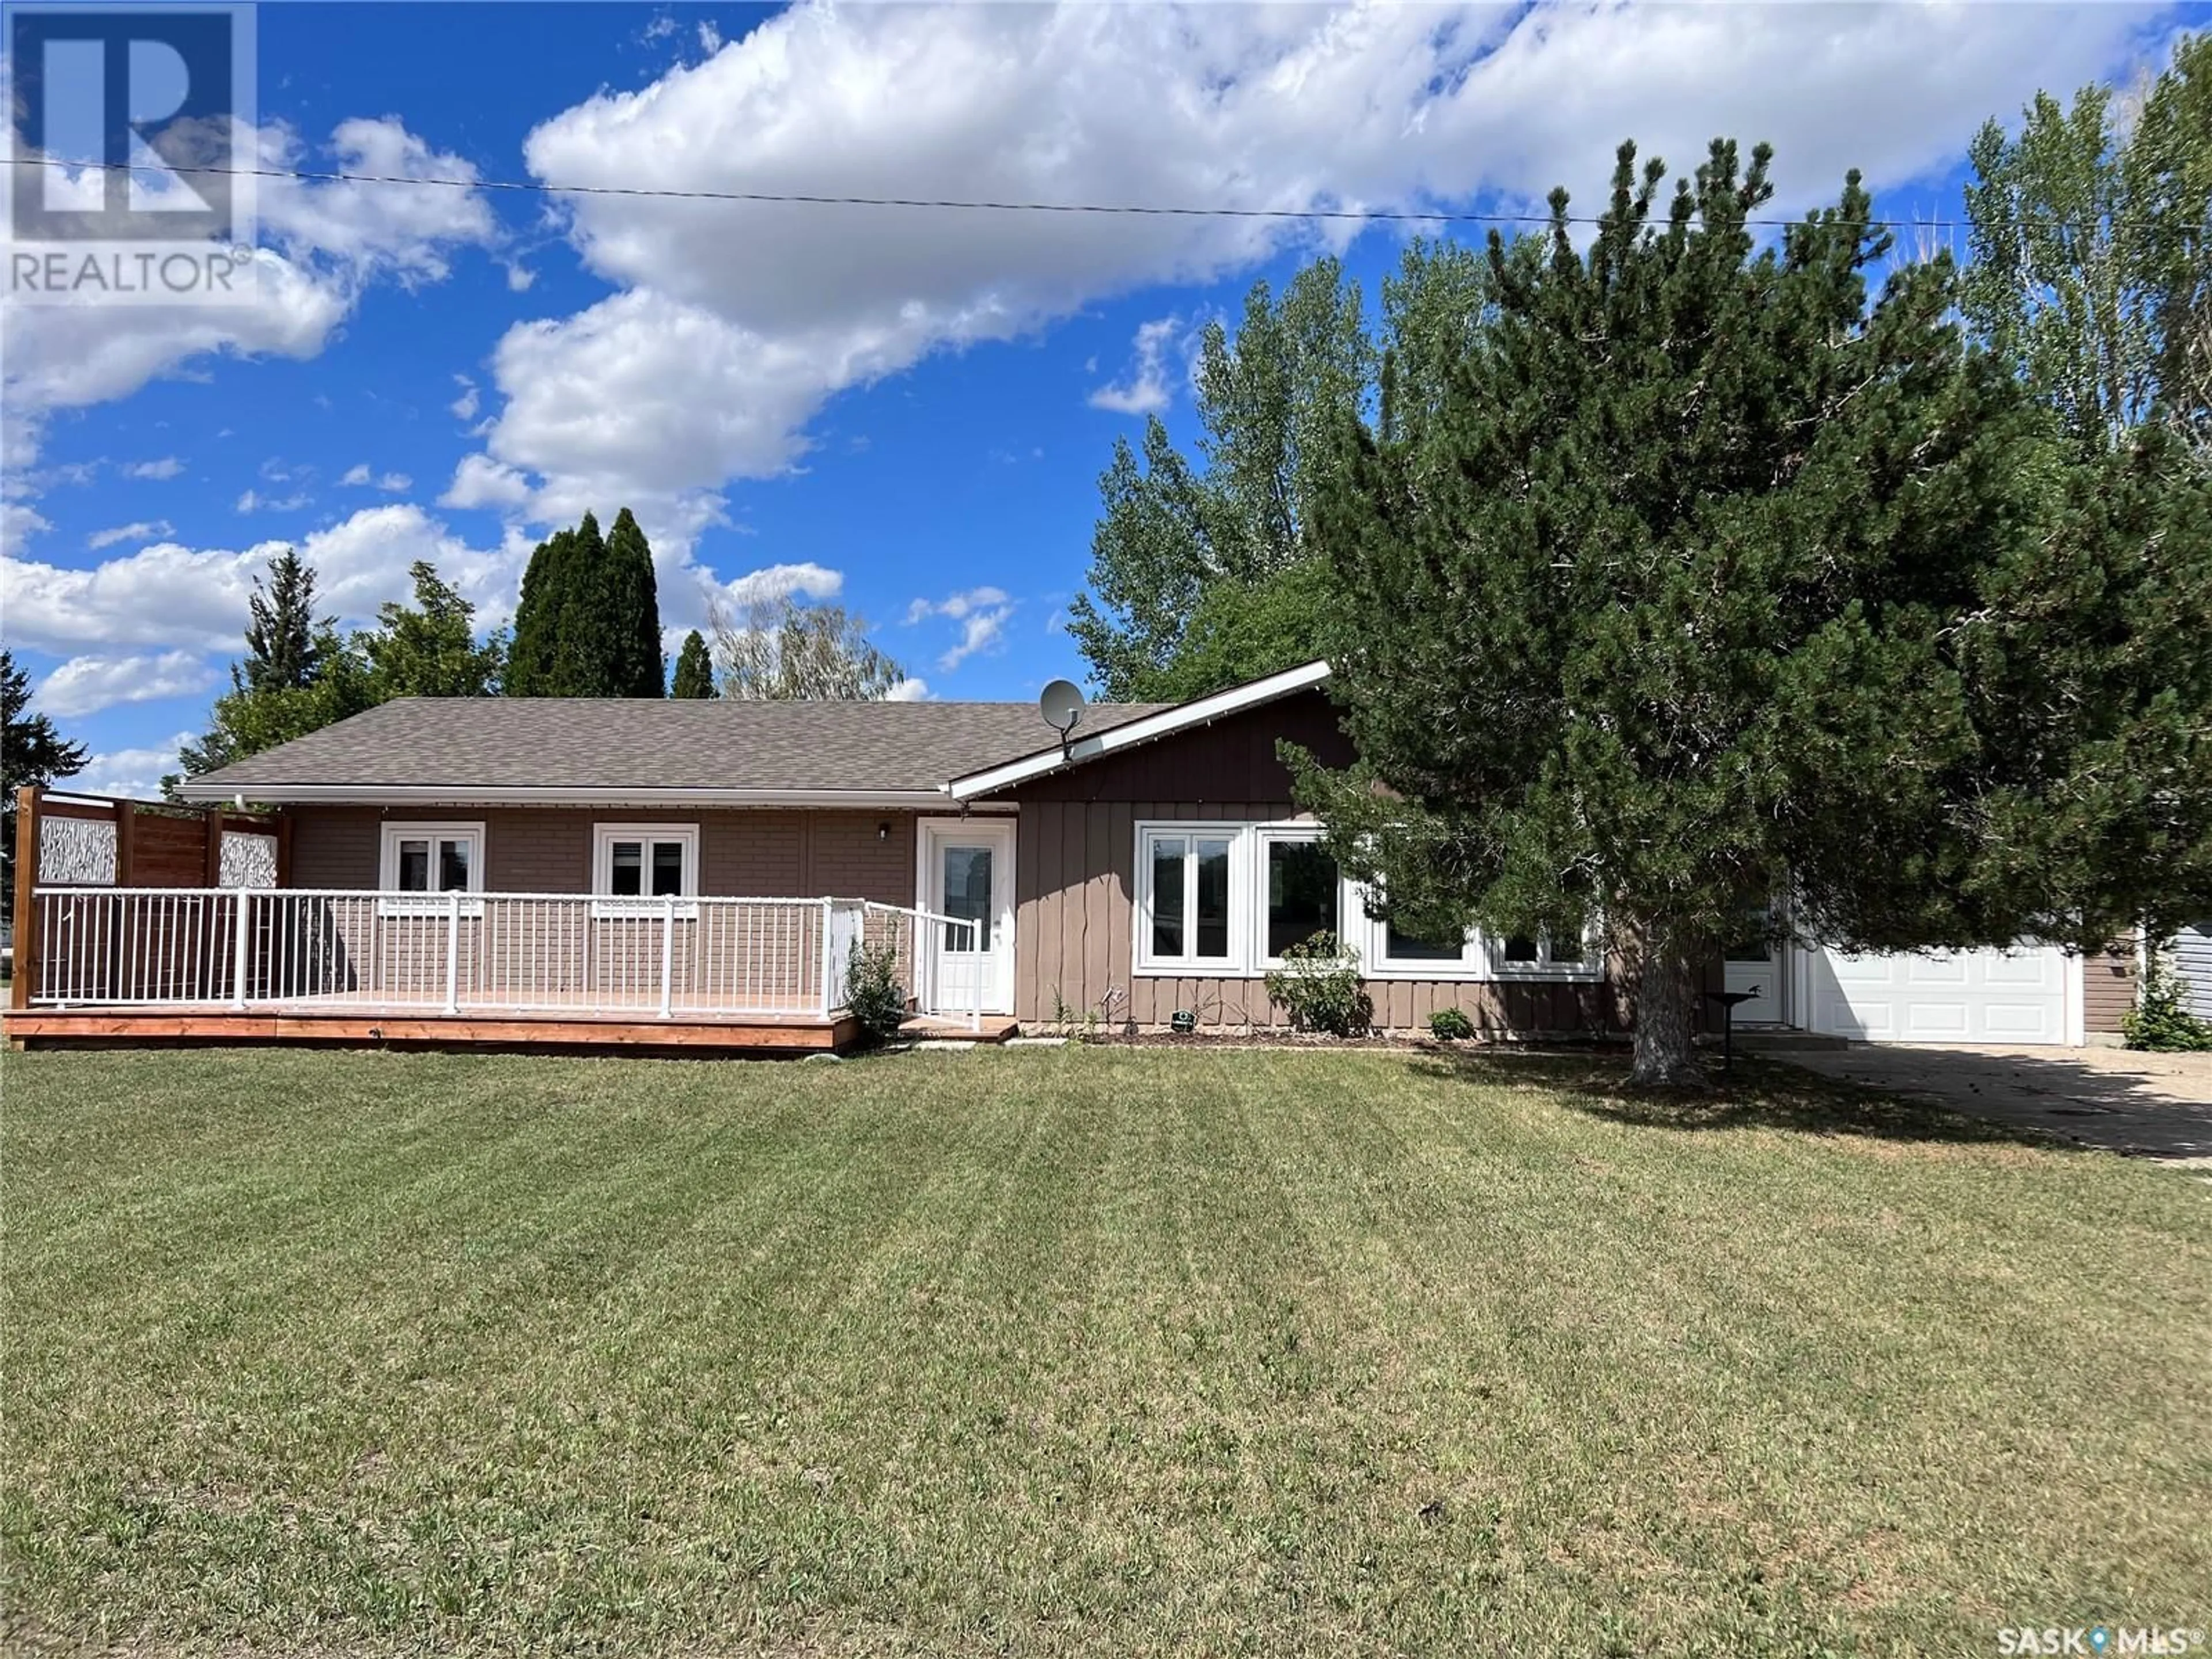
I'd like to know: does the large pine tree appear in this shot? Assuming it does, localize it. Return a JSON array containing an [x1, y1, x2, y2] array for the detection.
[[669, 630, 716, 698], [1295, 139, 2212, 1085]]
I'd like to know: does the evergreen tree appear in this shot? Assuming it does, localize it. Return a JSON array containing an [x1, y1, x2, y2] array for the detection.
[[669, 630, 717, 698], [2, 649, 89, 919], [361, 563, 504, 699], [175, 551, 372, 787], [505, 524, 577, 696], [601, 507, 666, 696], [238, 548, 331, 692], [1294, 139, 2212, 1086], [506, 509, 665, 696]]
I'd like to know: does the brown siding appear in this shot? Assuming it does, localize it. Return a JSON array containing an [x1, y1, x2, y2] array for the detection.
[[1008, 791, 1623, 1037], [1009, 688, 1355, 805], [283, 805, 921, 905], [2083, 945, 2137, 1036]]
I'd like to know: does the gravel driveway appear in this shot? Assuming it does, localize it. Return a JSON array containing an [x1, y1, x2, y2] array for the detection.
[[1771, 1043, 2212, 1161]]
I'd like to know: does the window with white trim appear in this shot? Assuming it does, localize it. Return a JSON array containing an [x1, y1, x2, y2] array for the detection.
[[1256, 825, 1340, 964], [592, 824, 699, 914], [1131, 818, 1601, 982], [1137, 824, 1244, 974], [378, 821, 485, 915]]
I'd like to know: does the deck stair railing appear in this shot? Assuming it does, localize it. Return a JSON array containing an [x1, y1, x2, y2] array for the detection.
[[26, 888, 983, 1028]]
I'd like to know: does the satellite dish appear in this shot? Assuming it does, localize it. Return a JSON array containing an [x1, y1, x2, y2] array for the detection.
[[1039, 678, 1086, 738]]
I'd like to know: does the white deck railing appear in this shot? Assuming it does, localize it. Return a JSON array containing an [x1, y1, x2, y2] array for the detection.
[[26, 888, 982, 1029]]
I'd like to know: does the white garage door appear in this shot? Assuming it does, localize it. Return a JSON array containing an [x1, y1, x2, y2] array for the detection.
[[1803, 945, 2073, 1045]]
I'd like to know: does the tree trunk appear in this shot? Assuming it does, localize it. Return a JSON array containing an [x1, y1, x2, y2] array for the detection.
[[1625, 927, 1706, 1088]]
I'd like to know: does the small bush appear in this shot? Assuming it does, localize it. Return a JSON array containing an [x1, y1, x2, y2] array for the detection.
[[1263, 931, 1371, 1036], [844, 940, 908, 1049], [2122, 948, 2212, 1052], [1429, 1007, 1476, 1042]]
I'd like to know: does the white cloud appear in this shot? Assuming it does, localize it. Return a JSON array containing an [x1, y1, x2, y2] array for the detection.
[[449, 374, 481, 422], [86, 519, 173, 550], [905, 585, 1009, 626], [234, 488, 310, 514], [885, 676, 930, 702], [340, 464, 412, 491], [122, 457, 185, 480], [439, 452, 533, 511], [71, 733, 195, 802], [721, 561, 844, 609], [698, 18, 724, 54], [2, 501, 52, 559], [449, 0, 2156, 552], [1, 505, 520, 655], [34, 651, 218, 718], [0, 115, 497, 517], [1089, 317, 1184, 416], [938, 605, 1014, 672]]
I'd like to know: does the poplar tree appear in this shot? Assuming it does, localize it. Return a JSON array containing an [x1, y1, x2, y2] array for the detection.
[[1294, 139, 2212, 1086]]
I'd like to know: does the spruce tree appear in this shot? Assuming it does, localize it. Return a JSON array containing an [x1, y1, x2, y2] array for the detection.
[[239, 548, 329, 692], [2, 649, 89, 918], [670, 630, 716, 698], [507, 510, 665, 696], [1296, 139, 2212, 1086]]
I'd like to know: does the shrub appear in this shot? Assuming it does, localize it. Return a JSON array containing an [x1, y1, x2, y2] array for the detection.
[[844, 940, 908, 1049], [1263, 931, 1371, 1036], [1429, 1007, 1476, 1042], [2122, 946, 2212, 1052]]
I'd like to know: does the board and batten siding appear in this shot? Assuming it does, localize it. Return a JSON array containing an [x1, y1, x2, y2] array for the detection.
[[2175, 926, 2212, 1022], [999, 690, 1623, 1035], [286, 805, 921, 904], [2082, 946, 2139, 1036]]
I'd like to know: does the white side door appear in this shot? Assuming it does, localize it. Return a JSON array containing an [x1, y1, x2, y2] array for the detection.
[[916, 819, 1016, 1016]]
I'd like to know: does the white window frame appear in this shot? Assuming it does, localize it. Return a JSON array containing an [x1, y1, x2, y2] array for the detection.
[[1134, 821, 1250, 976], [1253, 824, 1347, 969], [1130, 816, 1603, 983], [592, 823, 700, 918], [377, 821, 486, 916]]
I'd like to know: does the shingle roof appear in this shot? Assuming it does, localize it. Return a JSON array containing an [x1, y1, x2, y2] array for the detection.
[[175, 696, 1171, 798]]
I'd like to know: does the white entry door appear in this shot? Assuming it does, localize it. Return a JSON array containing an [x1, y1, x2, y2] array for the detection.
[[916, 819, 1016, 1015], [1723, 922, 1786, 1025]]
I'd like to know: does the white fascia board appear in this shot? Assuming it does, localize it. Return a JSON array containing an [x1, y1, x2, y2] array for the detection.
[[167, 782, 1002, 811], [946, 660, 1332, 801]]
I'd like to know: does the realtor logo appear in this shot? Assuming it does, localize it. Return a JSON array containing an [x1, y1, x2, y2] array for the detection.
[[5, 2, 257, 302]]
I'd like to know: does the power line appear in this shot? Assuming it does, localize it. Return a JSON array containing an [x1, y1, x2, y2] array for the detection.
[[4, 154, 1985, 232]]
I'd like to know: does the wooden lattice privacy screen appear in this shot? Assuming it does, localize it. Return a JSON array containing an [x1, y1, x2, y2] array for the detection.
[[7, 786, 290, 1010]]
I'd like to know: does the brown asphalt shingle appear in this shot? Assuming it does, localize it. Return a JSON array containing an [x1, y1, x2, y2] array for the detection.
[[179, 696, 1171, 795]]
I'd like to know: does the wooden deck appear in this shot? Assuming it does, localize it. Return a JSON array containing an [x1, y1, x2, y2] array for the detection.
[[5, 1003, 1022, 1055]]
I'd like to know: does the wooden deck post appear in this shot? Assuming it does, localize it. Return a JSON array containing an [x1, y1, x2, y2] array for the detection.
[[10, 785, 40, 1011], [114, 798, 137, 887], [202, 806, 223, 887]]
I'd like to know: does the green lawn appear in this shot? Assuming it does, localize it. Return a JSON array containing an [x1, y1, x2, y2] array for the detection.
[[4, 1047, 2208, 1657]]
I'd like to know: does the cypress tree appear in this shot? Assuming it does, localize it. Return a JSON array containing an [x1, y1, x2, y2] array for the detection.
[[603, 507, 666, 697], [670, 630, 716, 698], [506, 526, 576, 696]]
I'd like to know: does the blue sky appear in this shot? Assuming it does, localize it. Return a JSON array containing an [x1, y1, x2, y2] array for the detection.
[[3, 0, 2201, 796]]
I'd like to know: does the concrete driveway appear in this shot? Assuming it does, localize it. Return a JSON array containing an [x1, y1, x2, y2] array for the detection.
[[1770, 1043, 2212, 1161]]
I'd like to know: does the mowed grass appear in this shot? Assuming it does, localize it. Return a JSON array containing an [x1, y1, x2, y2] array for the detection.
[[3, 1048, 2209, 1657]]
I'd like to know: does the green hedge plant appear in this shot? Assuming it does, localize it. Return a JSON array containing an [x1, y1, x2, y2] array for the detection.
[[1263, 931, 1371, 1037]]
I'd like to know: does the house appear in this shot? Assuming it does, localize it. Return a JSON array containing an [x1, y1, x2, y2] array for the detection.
[[8, 661, 2135, 1052]]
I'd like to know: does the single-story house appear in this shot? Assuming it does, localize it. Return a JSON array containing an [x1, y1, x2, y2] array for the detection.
[[9, 661, 2135, 1051]]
